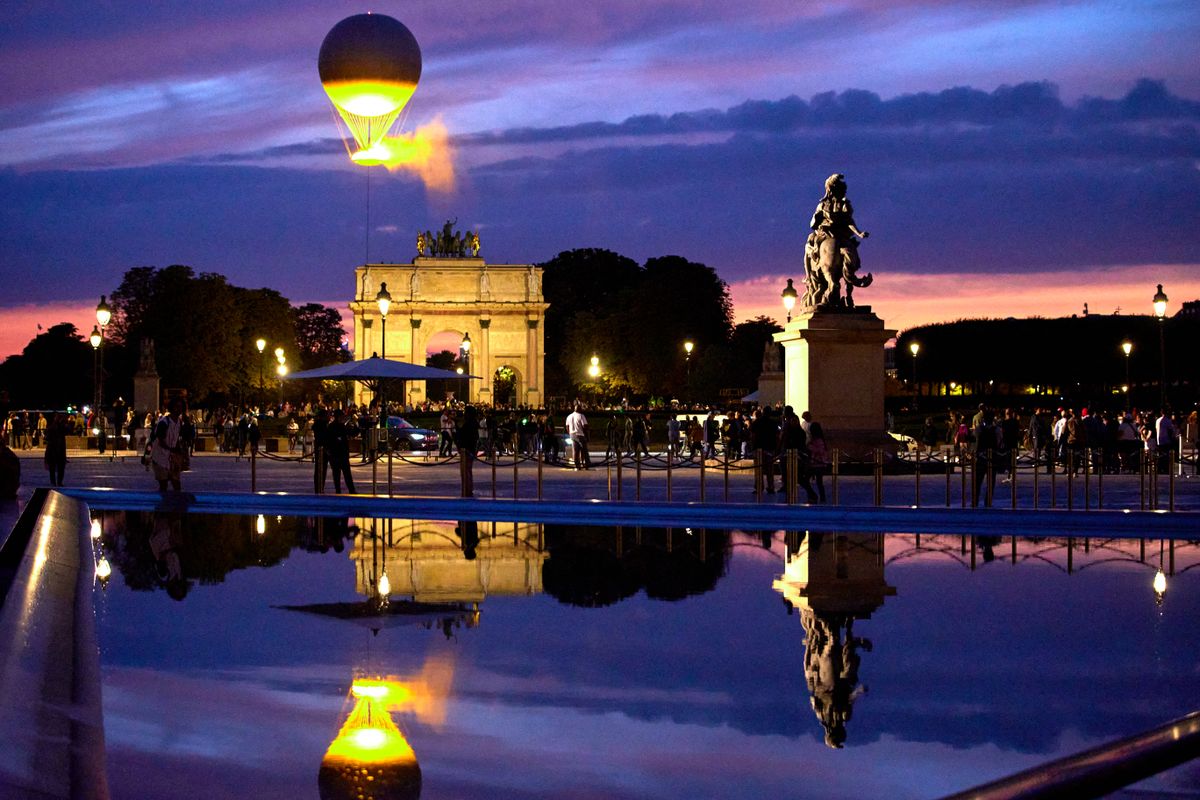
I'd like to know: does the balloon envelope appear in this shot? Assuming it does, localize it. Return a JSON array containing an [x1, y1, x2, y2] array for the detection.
[[319, 13, 422, 152]]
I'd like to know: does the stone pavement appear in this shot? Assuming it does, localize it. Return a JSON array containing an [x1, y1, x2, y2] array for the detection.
[[6, 447, 1199, 514]]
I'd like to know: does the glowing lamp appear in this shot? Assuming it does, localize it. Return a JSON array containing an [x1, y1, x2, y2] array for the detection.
[[455, 367, 464, 375], [90, 519, 101, 539], [379, 572, 391, 597], [781, 278, 798, 315], [1121, 341, 1132, 356], [90, 326, 102, 349], [95, 556, 112, 581], [256, 514, 266, 535], [1152, 284, 1168, 319], [256, 338, 267, 354], [95, 296, 112, 328], [460, 331, 471, 354], [1154, 569, 1167, 597], [684, 340, 694, 355], [376, 282, 392, 318], [320, 678, 421, 799], [909, 342, 920, 357], [277, 364, 288, 377]]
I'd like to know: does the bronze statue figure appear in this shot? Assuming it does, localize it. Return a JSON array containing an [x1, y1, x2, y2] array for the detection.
[[803, 173, 874, 310]]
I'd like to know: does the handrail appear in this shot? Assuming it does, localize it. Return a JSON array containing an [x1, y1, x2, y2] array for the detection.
[[939, 710, 1200, 800]]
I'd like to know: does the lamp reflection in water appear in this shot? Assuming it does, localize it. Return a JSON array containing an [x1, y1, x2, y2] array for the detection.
[[773, 532, 895, 748], [319, 655, 454, 800]]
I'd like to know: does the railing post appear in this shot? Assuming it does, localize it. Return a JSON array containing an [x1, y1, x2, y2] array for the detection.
[[491, 454, 497, 500], [316, 448, 324, 495], [1067, 452, 1074, 511], [914, 447, 921, 507], [372, 448, 378, 496], [961, 448, 968, 508], [832, 449, 840, 506], [1033, 451, 1040, 509], [616, 452, 623, 501], [387, 447, 393, 498], [1084, 449, 1091, 511], [873, 449, 882, 506], [1139, 450, 1146, 510], [1010, 450, 1018, 510], [723, 451, 730, 502], [754, 449, 763, 502], [700, 453, 707, 503], [537, 450, 544, 501], [513, 447, 519, 500], [945, 449, 952, 507], [1097, 451, 1104, 510], [666, 448, 673, 502], [1169, 449, 1175, 512], [1050, 455, 1057, 508], [251, 445, 257, 492], [635, 454, 642, 501]]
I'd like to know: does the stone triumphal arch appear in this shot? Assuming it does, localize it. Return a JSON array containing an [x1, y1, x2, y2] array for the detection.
[[349, 225, 546, 407]]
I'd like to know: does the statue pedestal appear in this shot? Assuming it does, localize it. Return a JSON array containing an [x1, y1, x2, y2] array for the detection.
[[755, 371, 785, 408], [774, 308, 896, 456], [133, 374, 160, 417]]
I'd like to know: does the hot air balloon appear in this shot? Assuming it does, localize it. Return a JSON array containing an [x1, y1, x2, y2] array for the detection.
[[319, 13, 422, 164]]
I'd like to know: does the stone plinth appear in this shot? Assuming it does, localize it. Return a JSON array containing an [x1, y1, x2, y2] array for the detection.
[[773, 308, 896, 456], [755, 371, 785, 408], [133, 374, 160, 416]]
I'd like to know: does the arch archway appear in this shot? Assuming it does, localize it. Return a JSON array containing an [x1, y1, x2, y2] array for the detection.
[[492, 365, 523, 408]]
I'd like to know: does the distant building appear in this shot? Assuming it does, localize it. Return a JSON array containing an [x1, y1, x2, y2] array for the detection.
[[1177, 300, 1200, 318]]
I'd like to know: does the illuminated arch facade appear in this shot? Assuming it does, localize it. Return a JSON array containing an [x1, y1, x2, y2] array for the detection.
[[350, 256, 547, 407]]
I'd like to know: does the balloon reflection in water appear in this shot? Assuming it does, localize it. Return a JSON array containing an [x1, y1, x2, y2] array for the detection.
[[319, 655, 454, 800]]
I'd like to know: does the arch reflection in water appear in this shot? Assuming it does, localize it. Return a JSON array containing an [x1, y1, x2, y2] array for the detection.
[[320, 656, 454, 800], [773, 532, 895, 749]]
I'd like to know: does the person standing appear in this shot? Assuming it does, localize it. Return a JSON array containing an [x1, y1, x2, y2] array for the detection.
[[667, 416, 681, 458], [439, 408, 456, 457], [0, 437, 19, 498], [324, 409, 356, 494], [312, 408, 330, 492], [807, 418, 829, 503], [148, 399, 187, 493], [750, 407, 778, 495], [777, 406, 818, 503], [566, 404, 591, 470], [456, 405, 480, 497], [43, 412, 68, 487]]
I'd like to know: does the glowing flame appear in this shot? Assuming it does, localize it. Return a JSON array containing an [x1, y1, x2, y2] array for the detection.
[[378, 571, 391, 597], [256, 514, 266, 535], [351, 118, 456, 193], [90, 519, 102, 539], [1154, 569, 1167, 596], [96, 557, 112, 581]]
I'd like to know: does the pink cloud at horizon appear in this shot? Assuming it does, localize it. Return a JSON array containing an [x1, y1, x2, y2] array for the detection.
[[2, 266, 1196, 365], [726, 264, 1200, 336]]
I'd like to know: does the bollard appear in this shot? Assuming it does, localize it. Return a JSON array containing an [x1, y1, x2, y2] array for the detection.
[[1067, 452, 1074, 511], [251, 446, 257, 492], [1150, 453, 1158, 511], [873, 449, 883, 507], [636, 454, 642, 501], [1083, 450, 1091, 512], [491, 455, 498, 500], [1097, 452, 1103, 510], [616, 452, 623, 501], [1139, 452, 1146, 510], [513, 448, 519, 501], [1033, 455, 1040, 509], [387, 449, 393, 498], [537, 451, 544, 501], [700, 455, 707, 503], [962, 450, 969, 508], [832, 449, 840, 506], [724, 452, 730, 502], [1050, 457, 1057, 509], [317, 448, 325, 495], [754, 449, 763, 502], [666, 449, 674, 501], [372, 453, 378, 496], [913, 448, 921, 507], [945, 450, 952, 507], [785, 450, 795, 505], [985, 457, 993, 508], [1010, 450, 1018, 510], [1169, 450, 1175, 511]]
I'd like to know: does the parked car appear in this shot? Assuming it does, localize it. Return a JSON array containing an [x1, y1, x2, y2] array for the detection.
[[385, 416, 438, 451]]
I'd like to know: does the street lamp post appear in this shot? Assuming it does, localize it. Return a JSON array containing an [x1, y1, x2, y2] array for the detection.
[[909, 341, 920, 409], [588, 355, 601, 405], [94, 295, 111, 415], [274, 349, 286, 409], [256, 338, 267, 403], [460, 331, 471, 405], [1152, 284, 1168, 410], [683, 340, 694, 401], [1121, 340, 1133, 410], [89, 325, 102, 413], [781, 279, 798, 323], [375, 283, 391, 424]]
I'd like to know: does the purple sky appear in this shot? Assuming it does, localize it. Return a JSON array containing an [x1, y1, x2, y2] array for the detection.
[[2, 1, 1199, 355]]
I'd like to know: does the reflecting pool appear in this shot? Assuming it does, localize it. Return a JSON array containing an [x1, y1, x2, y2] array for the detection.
[[90, 513, 1200, 799]]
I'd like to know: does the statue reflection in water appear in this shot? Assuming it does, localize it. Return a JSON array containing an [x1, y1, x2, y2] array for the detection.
[[773, 532, 895, 748]]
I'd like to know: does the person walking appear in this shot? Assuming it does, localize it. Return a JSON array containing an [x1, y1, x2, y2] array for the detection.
[[148, 398, 188, 493], [566, 404, 591, 470], [777, 406, 818, 503], [456, 405, 479, 496], [43, 412, 68, 487]]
